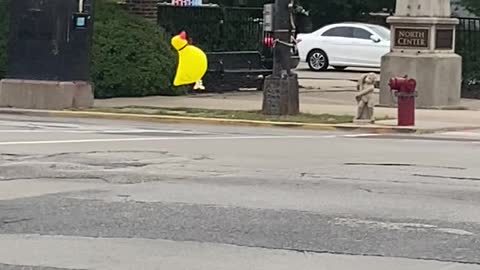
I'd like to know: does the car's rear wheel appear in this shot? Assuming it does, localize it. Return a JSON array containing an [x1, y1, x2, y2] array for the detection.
[[307, 49, 329, 72], [333, 66, 347, 71]]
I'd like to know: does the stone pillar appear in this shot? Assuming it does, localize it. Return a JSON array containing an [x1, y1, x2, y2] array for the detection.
[[379, 0, 462, 108]]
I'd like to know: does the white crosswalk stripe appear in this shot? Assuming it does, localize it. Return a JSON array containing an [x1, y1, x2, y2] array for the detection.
[[0, 119, 383, 139], [0, 120, 210, 135], [441, 131, 480, 138]]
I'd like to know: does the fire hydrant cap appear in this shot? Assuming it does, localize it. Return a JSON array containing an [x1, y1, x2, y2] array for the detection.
[[389, 77, 417, 93]]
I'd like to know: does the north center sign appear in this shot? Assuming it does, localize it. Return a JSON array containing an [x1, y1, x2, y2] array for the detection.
[[394, 28, 430, 48]]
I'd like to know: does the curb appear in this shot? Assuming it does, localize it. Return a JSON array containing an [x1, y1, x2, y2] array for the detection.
[[0, 108, 478, 134]]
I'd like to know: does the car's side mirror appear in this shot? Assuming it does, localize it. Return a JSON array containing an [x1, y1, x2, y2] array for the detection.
[[370, 35, 381, 43]]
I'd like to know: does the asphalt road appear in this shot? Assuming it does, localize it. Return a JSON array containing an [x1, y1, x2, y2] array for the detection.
[[296, 62, 379, 81], [0, 115, 480, 269]]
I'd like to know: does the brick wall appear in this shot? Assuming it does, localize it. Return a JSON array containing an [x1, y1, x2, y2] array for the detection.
[[125, 0, 218, 21], [126, 0, 159, 20]]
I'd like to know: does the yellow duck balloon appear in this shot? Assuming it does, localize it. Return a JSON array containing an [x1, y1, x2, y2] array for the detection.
[[171, 31, 208, 90]]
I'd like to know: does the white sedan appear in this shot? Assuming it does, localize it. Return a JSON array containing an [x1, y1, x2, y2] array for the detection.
[[297, 22, 391, 71]]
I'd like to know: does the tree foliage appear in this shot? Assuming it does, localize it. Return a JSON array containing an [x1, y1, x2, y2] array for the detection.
[[461, 0, 480, 15], [301, 0, 395, 27]]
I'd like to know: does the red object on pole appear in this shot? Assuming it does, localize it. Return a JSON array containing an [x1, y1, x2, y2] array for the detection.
[[388, 76, 417, 126], [263, 37, 274, 48]]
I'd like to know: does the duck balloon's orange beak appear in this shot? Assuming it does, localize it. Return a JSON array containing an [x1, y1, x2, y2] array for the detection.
[[179, 31, 187, 40]]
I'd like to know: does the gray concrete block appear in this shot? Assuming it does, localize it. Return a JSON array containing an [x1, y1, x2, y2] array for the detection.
[[0, 80, 94, 110], [380, 53, 462, 108]]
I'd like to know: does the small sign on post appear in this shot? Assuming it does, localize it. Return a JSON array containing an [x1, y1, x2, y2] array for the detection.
[[394, 28, 430, 48], [72, 13, 91, 30], [435, 29, 454, 50], [263, 4, 274, 32]]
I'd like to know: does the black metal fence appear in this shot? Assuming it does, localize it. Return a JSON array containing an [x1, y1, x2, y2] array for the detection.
[[157, 4, 264, 52], [457, 17, 480, 98]]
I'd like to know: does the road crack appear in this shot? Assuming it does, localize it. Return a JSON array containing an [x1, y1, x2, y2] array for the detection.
[[414, 174, 480, 182], [0, 218, 33, 227], [344, 163, 466, 170]]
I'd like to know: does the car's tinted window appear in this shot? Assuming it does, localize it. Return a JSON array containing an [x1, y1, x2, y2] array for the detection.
[[322, 27, 353, 38], [353, 28, 372, 40], [368, 25, 391, 41]]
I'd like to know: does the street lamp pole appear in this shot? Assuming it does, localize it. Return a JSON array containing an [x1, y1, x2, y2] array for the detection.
[[262, 0, 299, 116]]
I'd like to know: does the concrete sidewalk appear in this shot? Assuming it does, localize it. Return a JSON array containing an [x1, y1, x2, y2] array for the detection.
[[95, 82, 480, 130], [1, 78, 477, 133]]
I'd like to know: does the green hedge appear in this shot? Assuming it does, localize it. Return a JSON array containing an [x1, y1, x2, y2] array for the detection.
[[91, 0, 182, 98], [0, 0, 9, 79]]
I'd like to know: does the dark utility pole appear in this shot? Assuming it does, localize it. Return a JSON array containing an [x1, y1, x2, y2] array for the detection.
[[262, 0, 299, 116]]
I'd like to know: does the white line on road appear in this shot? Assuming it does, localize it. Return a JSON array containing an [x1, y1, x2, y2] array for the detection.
[[335, 218, 475, 236], [441, 131, 480, 137], [0, 129, 208, 134], [0, 135, 334, 146], [0, 121, 81, 128], [0, 130, 104, 133], [343, 133, 381, 138]]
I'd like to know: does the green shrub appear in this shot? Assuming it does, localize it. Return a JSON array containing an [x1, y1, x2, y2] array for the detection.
[[91, 0, 182, 98], [0, 0, 9, 79]]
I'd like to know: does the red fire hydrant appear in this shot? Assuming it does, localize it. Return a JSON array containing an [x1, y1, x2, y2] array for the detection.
[[388, 76, 417, 126]]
